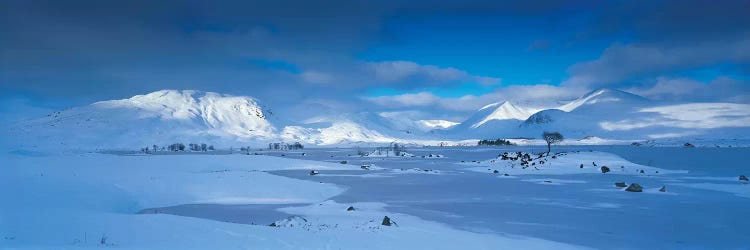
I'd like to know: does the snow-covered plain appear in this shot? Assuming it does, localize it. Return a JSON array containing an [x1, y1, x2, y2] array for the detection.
[[3, 145, 749, 249], [1, 151, 581, 249]]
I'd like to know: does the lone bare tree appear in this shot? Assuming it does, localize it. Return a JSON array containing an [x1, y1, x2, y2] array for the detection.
[[542, 132, 564, 155]]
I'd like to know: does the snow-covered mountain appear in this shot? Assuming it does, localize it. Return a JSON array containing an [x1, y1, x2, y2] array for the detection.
[[469, 101, 537, 128], [7, 88, 750, 150], [10, 90, 278, 150], [442, 101, 537, 139], [8, 90, 421, 149], [450, 88, 750, 140]]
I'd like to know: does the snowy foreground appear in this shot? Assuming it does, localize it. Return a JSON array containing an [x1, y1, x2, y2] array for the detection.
[[2, 146, 750, 249]]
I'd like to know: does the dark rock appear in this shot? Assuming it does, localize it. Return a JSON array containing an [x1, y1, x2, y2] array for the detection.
[[493, 170, 499, 173], [309, 170, 319, 176], [600, 166, 610, 173], [381, 216, 392, 226], [684, 142, 695, 148], [631, 142, 642, 146], [615, 182, 627, 188], [659, 186, 666, 192], [543, 180, 552, 183], [503, 173, 510, 176], [340, 160, 348, 164], [361, 165, 371, 170], [579, 164, 584, 168], [740, 175, 749, 181], [592, 162, 597, 166], [625, 183, 643, 192], [639, 169, 645, 174], [347, 206, 355, 211]]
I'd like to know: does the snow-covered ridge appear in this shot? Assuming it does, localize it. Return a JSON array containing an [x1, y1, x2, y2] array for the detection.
[[418, 119, 459, 129], [94, 90, 275, 138], [557, 88, 648, 112]]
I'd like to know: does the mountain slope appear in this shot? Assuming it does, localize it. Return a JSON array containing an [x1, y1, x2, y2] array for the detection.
[[557, 88, 649, 112], [11, 90, 276, 149]]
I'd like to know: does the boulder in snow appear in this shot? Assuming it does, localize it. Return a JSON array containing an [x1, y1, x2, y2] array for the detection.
[[309, 170, 319, 176], [600, 166, 610, 173], [381, 216, 394, 226], [625, 183, 643, 192]]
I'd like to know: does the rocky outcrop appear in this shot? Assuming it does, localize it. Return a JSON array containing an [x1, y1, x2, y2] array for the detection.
[[625, 183, 643, 192]]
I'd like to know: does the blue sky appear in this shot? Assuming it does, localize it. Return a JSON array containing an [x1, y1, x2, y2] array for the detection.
[[1, 0, 749, 120]]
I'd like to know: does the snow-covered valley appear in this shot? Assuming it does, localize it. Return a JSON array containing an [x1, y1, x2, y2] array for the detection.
[[2, 145, 749, 249]]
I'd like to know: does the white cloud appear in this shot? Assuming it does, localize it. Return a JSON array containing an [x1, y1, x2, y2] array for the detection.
[[365, 84, 586, 112], [564, 40, 750, 87], [300, 71, 333, 84], [368, 60, 500, 85], [367, 92, 441, 107], [600, 103, 750, 131], [626, 77, 750, 103]]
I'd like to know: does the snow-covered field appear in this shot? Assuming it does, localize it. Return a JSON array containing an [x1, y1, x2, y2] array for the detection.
[[2, 146, 749, 249]]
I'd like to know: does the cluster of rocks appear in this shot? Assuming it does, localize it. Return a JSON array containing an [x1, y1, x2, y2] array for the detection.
[[490, 169, 511, 176], [268, 216, 310, 228], [498, 151, 563, 169], [422, 154, 445, 158], [398, 168, 439, 174], [614, 181, 667, 193], [740, 175, 748, 182]]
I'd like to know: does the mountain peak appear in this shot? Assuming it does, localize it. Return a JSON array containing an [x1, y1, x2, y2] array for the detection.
[[471, 101, 535, 128], [558, 88, 648, 112]]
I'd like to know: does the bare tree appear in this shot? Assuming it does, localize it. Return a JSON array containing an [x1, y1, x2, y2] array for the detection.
[[542, 132, 564, 155]]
